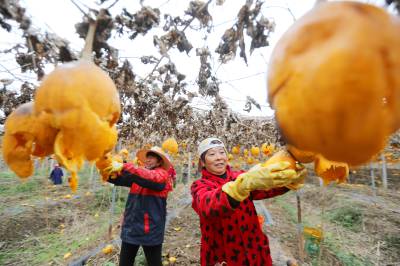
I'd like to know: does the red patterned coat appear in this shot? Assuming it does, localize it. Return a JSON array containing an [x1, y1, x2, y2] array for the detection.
[[191, 166, 289, 266]]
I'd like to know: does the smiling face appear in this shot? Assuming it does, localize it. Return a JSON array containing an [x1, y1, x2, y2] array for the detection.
[[203, 147, 228, 175], [145, 153, 162, 170]]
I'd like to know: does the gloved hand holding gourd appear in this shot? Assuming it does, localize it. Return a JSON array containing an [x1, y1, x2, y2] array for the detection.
[[222, 161, 304, 202], [96, 153, 124, 181]]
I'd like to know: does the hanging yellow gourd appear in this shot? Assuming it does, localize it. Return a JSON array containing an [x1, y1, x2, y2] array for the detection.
[[251, 146, 260, 157], [261, 143, 275, 156], [243, 149, 249, 158], [246, 156, 255, 165], [228, 153, 233, 161], [231, 146, 240, 155], [268, 2, 400, 165], [162, 138, 179, 154], [314, 154, 349, 185], [1, 18, 121, 192], [2, 103, 46, 178]]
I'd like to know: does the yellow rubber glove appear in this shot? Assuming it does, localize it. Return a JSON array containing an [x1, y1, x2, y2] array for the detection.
[[103, 160, 124, 176], [286, 162, 307, 190], [286, 175, 305, 190], [248, 161, 307, 191], [222, 161, 301, 202], [96, 154, 123, 181]]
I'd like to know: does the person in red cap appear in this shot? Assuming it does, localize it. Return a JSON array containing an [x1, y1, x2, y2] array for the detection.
[[102, 146, 173, 266], [191, 138, 305, 266]]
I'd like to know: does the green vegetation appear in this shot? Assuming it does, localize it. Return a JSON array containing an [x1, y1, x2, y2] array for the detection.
[[383, 235, 400, 257], [327, 206, 363, 232], [274, 194, 371, 266]]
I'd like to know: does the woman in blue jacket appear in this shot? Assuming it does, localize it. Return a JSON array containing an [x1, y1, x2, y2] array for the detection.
[[102, 146, 173, 266]]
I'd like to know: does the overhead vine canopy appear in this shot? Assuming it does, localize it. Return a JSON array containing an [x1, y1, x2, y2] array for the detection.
[[0, 0, 399, 152], [0, 0, 280, 148]]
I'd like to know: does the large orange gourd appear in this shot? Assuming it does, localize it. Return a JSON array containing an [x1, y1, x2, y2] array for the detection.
[[2, 102, 57, 178], [34, 21, 120, 191], [2, 19, 120, 191], [262, 149, 349, 186], [314, 154, 349, 185], [3, 103, 37, 178], [268, 2, 400, 165], [287, 145, 315, 163]]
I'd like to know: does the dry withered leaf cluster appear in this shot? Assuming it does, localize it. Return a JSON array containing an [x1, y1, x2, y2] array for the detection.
[[156, 30, 193, 54], [215, 0, 275, 64], [196, 47, 219, 97], [185, 0, 213, 31], [115, 6, 160, 40], [386, 0, 400, 12], [243, 96, 261, 112], [0, 81, 34, 123], [0, 0, 31, 31]]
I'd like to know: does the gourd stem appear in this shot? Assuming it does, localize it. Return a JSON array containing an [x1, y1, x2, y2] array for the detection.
[[81, 19, 97, 61]]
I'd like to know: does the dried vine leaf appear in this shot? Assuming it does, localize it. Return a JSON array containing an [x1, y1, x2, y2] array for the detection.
[[163, 14, 186, 32], [115, 6, 160, 39], [0, 82, 34, 124], [386, 0, 400, 13], [158, 30, 193, 54], [215, 0, 274, 64], [140, 55, 159, 64], [185, 1, 212, 31], [196, 47, 219, 97], [0, 0, 31, 31], [243, 96, 261, 112], [249, 16, 275, 53]]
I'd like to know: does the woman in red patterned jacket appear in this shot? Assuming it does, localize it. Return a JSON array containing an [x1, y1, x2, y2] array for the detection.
[[103, 146, 173, 266], [191, 138, 304, 266]]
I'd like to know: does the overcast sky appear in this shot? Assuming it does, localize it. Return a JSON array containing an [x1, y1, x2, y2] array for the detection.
[[0, 0, 389, 117]]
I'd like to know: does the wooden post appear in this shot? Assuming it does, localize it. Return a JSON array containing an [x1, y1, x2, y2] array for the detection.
[[187, 152, 192, 182], [370, 163, 377, 197], [108, 186, 116, 240], [89, 163, 95, 191], [49, 159, 55, 173], [296, 191, 305, 262], [380, 154, 388, 189], [108, 140, 121, 239]]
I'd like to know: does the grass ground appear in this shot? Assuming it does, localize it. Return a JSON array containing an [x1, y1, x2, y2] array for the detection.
[[0, 164, 399, 265]]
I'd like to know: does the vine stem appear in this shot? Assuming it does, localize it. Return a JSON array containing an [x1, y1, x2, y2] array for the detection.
[[81, 19, 97, 61]]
